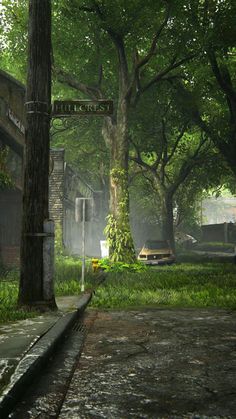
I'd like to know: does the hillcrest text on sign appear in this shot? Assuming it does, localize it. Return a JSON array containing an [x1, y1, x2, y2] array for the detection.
[[53, 100, 113, 117]]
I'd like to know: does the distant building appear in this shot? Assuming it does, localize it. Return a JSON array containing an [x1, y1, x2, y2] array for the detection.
[[200, 197, 236, 243], [202, 197, 236, 225]]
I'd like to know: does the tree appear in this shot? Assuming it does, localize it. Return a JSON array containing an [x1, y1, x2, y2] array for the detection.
[[18, 0, 56, 309], [51, 116, 109, 193], [129, 91, 211, 250], [52, 0, 198, 261], [2, 0, 232, 260], [171, 0, 236, 178]]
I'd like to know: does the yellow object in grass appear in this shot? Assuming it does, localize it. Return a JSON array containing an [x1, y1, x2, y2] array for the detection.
[[91, 258, 100, 272]]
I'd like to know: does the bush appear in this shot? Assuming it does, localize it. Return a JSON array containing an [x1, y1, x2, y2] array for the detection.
[[98, 258, 148, 273]]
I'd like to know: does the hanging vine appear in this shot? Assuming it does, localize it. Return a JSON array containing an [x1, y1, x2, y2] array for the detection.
[[105, 167, 136, 263]]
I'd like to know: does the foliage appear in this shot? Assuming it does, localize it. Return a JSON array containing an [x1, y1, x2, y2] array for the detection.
[[97, 258, 147, 272], [90, 263, 236, 309], [54, 223, 64, 256], [0, 0, 236, 262], [0, 147, 13, 189], [0, 0, 28, 82], [172, 1, 236, 178], [129, 84, 216, 247], [104, 214, 136, 263], [105, 167, 136, 262], [0, 172, 12, 189]]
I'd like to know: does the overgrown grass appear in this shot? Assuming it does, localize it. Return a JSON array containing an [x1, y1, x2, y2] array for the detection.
[[0, 280, 37, 323], [55, 255, 82, 283], [0, 256, 93, 323], [90, 263, 236, 309], [1, 260, 236, 323], [54, 256, 95, 295]]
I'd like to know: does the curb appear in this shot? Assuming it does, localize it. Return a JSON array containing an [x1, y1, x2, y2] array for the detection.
[[0, 291, 92, 419]]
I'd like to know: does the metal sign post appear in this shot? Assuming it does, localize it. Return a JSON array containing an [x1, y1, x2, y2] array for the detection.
[[75, 197, 93, 293], [81, 199, 85, 292], [52, 99, 112, 294]]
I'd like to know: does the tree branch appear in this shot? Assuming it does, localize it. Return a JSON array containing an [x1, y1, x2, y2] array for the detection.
[[129, 138, 158, 175], [79, 6, 95, 13], [169, 135, 208, 195], [141, 53, 196, 94], [86, 1, 129, 93], [106, 29, 129, 94], [54, 67, 103, 99], [167, 122, 188, 164], [127, 3, 171, 101], [98, 63, 103, 87], [136, 3, 171, 71], [208, 49, 236, 103], [126, 3, 171, 100]]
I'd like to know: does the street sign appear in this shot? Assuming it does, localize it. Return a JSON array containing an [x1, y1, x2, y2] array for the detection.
[[75, 197, 93, 222], [53, 99, 113, 117]]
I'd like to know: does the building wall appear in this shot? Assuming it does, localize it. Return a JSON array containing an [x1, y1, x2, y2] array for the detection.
[[0, 69, 25, 157], [0, 190, 22, 266]]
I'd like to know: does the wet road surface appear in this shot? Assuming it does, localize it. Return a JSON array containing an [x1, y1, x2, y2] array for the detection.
[[58, 308, 236, 419], [10, 308, 236, 418]]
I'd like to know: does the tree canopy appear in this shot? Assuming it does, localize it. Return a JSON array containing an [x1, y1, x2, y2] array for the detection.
[[0, 0, 235, 257]]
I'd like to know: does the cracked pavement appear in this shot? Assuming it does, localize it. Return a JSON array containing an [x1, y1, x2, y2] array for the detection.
[[57, 308, 236, 419]]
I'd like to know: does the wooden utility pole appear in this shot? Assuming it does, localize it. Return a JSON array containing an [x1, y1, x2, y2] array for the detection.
[[18, 0, 56, 309]]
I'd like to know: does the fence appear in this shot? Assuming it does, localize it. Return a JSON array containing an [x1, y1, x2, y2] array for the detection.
[[201, 222, 236, 243]]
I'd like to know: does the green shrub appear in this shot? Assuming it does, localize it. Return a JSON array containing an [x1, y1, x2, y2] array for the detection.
[[98, 258, 148, 272]]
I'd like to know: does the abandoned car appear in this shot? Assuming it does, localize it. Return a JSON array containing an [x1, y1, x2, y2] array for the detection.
[[137, 240, 175, 265]]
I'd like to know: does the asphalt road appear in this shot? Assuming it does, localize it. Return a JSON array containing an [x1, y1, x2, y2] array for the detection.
[[10, 308, 236, 419], [61, 308, 236, 419]]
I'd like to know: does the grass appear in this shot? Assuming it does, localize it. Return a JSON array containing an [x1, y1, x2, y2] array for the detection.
[[0, 280, 38, 323], [90, 263, 236, 310], [55, 256, 95, 295], [0, 260, 236, 323], [0, 256, 93, 323], [54, 255, 83, 283]]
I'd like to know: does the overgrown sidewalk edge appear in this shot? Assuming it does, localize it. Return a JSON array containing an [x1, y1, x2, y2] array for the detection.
[[0, 291, 92, 419]]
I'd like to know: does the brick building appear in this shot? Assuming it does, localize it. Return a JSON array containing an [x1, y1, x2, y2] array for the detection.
[[0, 70, 104, 267]]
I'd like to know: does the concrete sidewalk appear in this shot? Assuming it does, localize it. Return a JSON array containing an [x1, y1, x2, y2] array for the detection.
[[0, 293, 92, 418]]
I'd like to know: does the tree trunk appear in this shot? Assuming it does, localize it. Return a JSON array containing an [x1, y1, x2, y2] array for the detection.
[[103, 98, 136, 262], [160, 191, 175, 252], [18, 0, 56, 309]]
